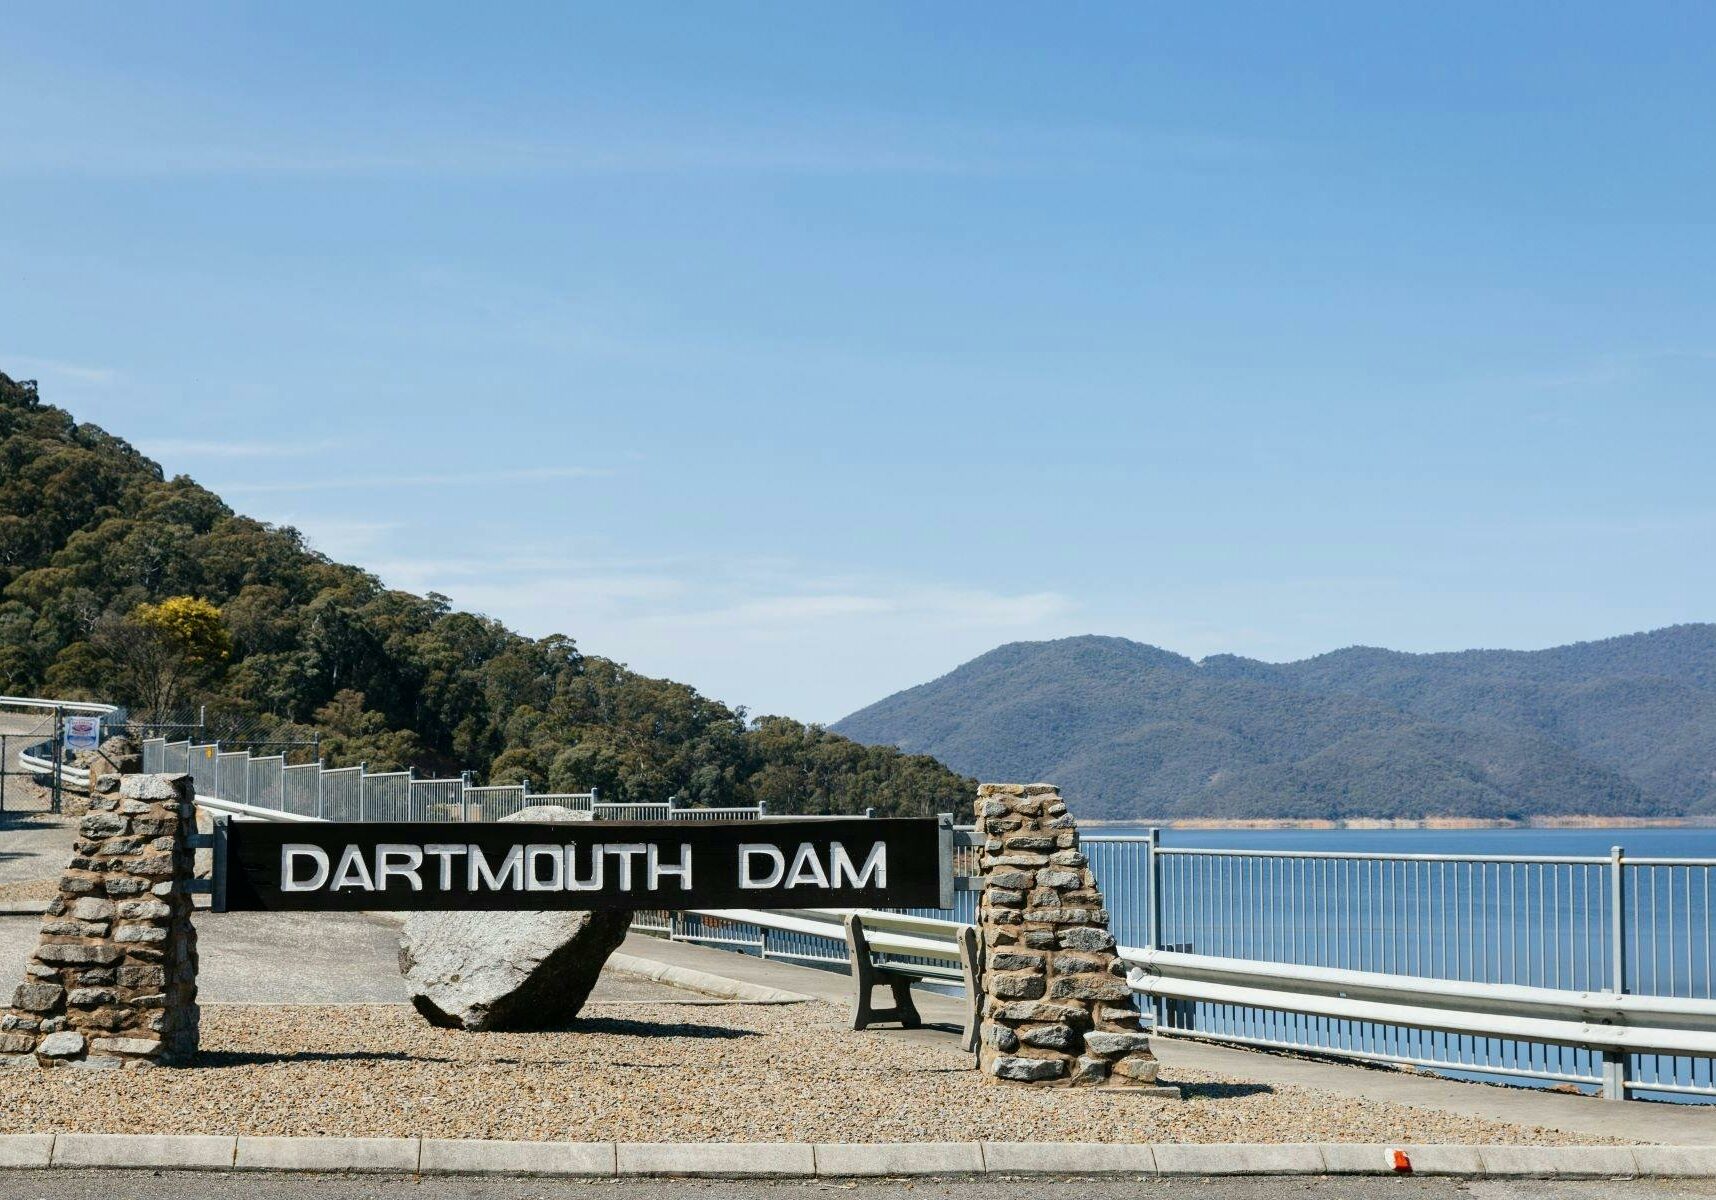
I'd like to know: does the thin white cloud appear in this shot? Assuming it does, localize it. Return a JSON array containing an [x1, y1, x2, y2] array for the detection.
[[4, 355, 121, 385], [213, 466, 610, 493], [285, 517, 404, 560], [138, 437, 339, 459], [416, 564, 1078, 718], [656, 587, 1072, 631]]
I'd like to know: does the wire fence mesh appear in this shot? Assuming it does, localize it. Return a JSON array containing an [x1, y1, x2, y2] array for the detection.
[[138, 738, 765, 825]]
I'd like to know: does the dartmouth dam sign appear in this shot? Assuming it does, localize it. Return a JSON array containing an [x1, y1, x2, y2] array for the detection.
[[215, 817, 951, 912]]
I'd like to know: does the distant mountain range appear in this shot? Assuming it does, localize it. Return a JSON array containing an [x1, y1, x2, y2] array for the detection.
[[831, 627, 1716, 820]]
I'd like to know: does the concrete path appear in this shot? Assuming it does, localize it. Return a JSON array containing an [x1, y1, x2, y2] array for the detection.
[[2, 1171, 1713, 1199], [0, 812, 76, 885], [0, 709, 56, 819]]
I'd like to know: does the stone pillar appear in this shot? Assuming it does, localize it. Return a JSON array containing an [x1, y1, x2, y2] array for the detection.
[[0, 774, 200, 1068], [975, 782, 1167, 1090]]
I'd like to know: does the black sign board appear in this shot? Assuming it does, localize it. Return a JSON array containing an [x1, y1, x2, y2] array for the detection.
[[216, 817, 951, 912]]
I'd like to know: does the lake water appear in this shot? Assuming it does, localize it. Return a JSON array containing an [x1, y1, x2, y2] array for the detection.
[[1098, 824, 1716, 858]]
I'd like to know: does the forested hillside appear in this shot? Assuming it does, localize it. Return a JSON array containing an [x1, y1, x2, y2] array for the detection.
[[0, 372, 972, 815], [834, 632, 1716, 820]]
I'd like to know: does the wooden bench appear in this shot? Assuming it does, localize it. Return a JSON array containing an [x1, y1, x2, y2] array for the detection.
[[843, 913, 985, 1052]]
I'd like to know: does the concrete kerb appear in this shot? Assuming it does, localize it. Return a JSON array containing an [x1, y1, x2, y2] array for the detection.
[[0, 1137, 1712, 1177], [234, 1135, 421, 1173], [618, 1141, 817, 1177], [420, 1138, 614, 1176], [815, 1142, 986, 1176], [52, 1133, 237, 1170], [981, 1141, 1156, 1174], [1151, 1142, 1327, 1176], [603, 952, 816, 1004], [0, 1134, 53, 1169]]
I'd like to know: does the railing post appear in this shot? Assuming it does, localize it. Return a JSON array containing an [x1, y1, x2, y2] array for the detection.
[[1603, 844, 1628, 1101], [460, 770, 471, 823], [316, 760, 325, 821], [757, 800, 768, 818], [1146, 827, 1163, 951], [359, 762, 368, 822], [1146, 826, 1165, 1030], [50, 704, 63, 815]]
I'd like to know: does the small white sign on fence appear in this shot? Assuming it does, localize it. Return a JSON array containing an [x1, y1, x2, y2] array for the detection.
[[63, 713, 102, 751]]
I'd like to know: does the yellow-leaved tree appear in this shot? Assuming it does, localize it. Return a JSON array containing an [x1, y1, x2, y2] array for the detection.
[[95, 596, 232, 718]]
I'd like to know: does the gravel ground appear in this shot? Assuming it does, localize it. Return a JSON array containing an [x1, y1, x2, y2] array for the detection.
[[0, 877, 57, 901], [0, 1003, 1613, 1145]]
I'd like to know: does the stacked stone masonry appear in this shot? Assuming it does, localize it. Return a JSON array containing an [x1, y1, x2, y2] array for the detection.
[[975, 783, 1161, 1087], [0, 773, 199, 1069]]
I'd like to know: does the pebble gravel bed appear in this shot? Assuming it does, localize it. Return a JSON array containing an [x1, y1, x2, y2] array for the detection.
[[0, 1002, 1612, 1145], [0, 877, 57, 902]]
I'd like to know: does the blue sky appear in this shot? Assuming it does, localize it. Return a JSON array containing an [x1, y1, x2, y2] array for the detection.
[[3, 3, 1713, 722]]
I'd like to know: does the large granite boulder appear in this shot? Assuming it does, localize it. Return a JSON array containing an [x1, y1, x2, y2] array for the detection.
[[398, 805, 633, 1030]]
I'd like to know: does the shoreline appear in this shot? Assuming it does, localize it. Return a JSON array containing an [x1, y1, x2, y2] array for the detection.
[[1077, 815, 1716, 831]]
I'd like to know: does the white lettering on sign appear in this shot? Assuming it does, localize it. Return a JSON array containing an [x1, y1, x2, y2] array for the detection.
[[739, 840, 887, 891], [271, 839, 886, 897], [470, 845, 523, 891], [525, 844, 563, 892], [376, 844, 424, 891], [281, 845, 330, 892], [831, 841, 887, 889], [648, 843, 692, 890], [785, 842, 829, 888], [606, 844, 647, 890], [425, 844, 467, 889], [331, 845, 375, 891], [739, 844, 786, 889], [566, 845, 603, 891]]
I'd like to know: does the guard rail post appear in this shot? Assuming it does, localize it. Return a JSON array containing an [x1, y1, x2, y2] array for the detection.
[[1146, 826, 1165, 1030], [50, 703, 64, 814], [1604, 843, 1628, 1100]]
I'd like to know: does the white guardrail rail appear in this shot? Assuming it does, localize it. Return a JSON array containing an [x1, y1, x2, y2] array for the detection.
[[1120, 946, 1716, 1060], [6, 695, 120, 789]]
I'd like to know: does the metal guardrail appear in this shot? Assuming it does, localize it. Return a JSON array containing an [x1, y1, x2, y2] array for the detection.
[[7, 695, 123, 795], [1086, 833, 1716, 1101]]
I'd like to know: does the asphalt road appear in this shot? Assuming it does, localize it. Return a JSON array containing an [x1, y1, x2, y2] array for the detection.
[[1, 1173, 1714, 1200]]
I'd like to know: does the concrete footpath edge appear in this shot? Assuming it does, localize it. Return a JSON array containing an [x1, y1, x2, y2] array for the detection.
[[603, 952, 816, 1004], [0, 1136, 1712, 1177]]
